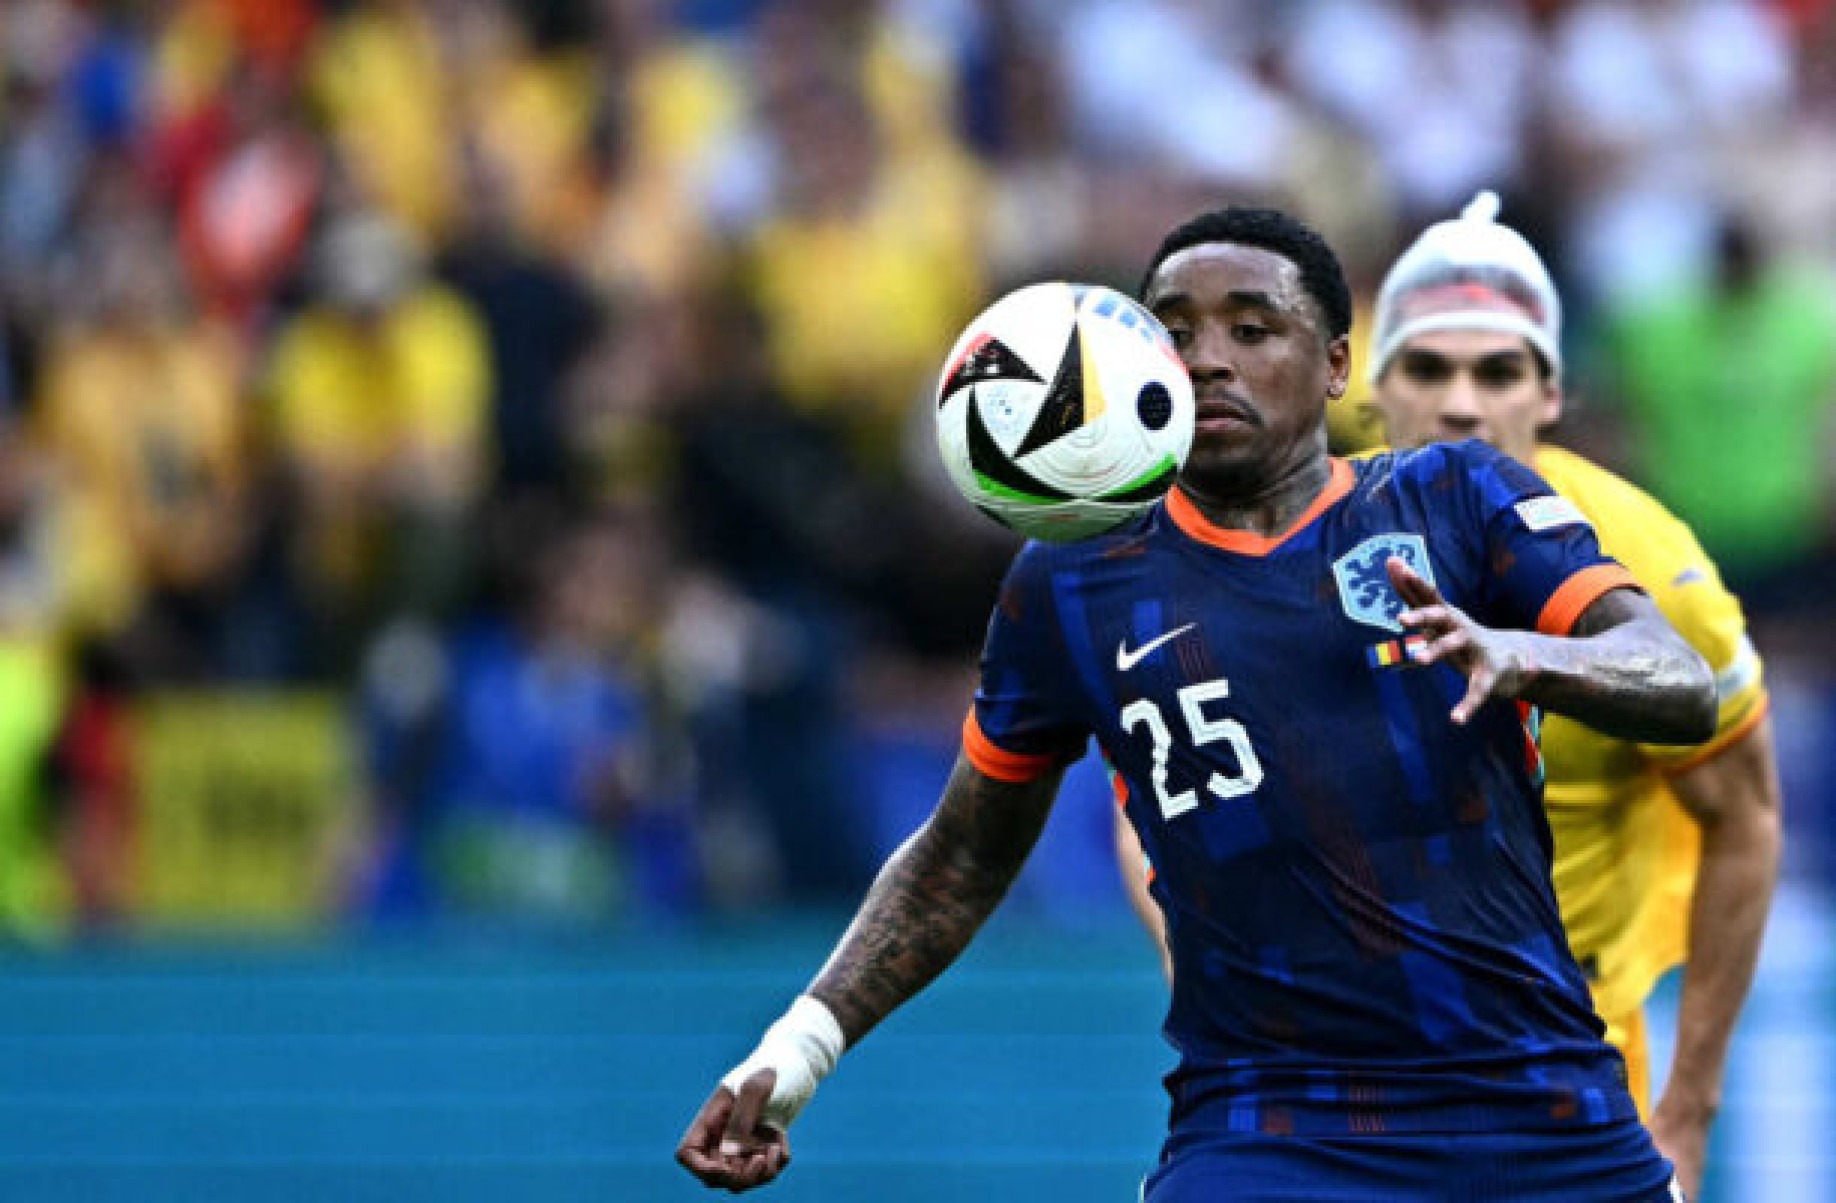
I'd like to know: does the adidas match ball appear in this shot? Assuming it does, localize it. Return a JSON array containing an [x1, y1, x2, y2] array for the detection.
[[935, 282, 1194, 542]]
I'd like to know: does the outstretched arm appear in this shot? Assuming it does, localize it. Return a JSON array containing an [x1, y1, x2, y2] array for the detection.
[[808, 756, 1063, 1039], [1386, 558, 1716, 744], [1649, 716, 1783, 1199], [678, 755, 1062, 1191]]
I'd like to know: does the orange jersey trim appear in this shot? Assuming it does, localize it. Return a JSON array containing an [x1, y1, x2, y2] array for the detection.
[[1166, 458, 1354, 557], [961, 709, 1059, 782], [1536, 564, 1642, 636], [1659, 694, 1771, 777]]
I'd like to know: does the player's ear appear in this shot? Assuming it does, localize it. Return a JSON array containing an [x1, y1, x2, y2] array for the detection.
[[1325, 334, 1352, 400], [1532, 343, 1562, 427], [1539, 377, 1563, 429]]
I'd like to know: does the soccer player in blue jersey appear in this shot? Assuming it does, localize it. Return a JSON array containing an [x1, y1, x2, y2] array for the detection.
[[678, 207, 1716, 1199]]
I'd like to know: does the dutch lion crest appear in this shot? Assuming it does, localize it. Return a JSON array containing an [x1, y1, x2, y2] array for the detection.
[[1332, 534, 1435, 632]]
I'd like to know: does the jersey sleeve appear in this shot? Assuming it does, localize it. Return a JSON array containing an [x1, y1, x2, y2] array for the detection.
[[964, 545, 1091, 782], [1453, 443, 1642, 635], [1633, 525, 1769, 771]]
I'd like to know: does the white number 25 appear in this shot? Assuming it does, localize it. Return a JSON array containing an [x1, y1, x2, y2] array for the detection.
[[1119, 679, 1265, 820]]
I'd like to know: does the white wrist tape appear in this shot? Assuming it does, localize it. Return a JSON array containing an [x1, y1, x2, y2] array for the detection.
[[720, 995, 846, 1132]]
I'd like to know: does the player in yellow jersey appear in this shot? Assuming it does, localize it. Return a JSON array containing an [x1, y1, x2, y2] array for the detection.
[[1114, 192, 1781, 1200]]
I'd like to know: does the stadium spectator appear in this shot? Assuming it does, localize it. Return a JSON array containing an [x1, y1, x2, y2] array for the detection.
[[1601, 209, 1836, 612], [33, 188, 249, 676], [264, 210, 491, 675], [154, 59, 322, 328], [413, 504, 680, 921], [743, 6, 984, 466], [440, 150, 599, 496], [306, 0, 457, 243]]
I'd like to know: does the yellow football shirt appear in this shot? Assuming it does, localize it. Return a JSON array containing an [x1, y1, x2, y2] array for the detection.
[[1531, 445, 1769, 1022]]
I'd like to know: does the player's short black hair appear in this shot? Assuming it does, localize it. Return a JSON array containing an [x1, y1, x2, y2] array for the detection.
[[1139, 207, 1353, 342]]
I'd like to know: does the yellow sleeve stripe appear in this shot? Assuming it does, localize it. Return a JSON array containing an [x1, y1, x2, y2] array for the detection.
[[1659, 694, 1770, 777]]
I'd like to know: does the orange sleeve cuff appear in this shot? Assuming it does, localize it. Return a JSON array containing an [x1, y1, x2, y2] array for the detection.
[[1536, 564, 1642, 636], [1659, 694, 1771, 776], [962, 709, 1060, 783]]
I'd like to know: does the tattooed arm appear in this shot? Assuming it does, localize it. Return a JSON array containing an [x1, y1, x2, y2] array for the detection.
[[1514, 588, 1719, 743], [678, 755, 1062, 1191], [809, 754, 1064, 1043], [1386, 558, 1717, 745]]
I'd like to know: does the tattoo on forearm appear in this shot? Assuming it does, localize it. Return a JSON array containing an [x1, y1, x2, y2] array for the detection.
[[809, 761, 1057, 1045], [1519, 590, 1716, 744]]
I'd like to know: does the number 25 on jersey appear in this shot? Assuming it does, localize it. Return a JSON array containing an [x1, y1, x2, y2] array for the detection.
[[1120, 679, 1265, 820]]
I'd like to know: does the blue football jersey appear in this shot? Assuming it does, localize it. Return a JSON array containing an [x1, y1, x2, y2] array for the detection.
[[966, 441, 1643, 1138]]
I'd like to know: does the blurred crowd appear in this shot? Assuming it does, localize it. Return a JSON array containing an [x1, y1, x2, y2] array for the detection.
[[1, 0, 1834, 936]]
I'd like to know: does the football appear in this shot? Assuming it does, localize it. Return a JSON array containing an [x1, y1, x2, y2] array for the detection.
[[934, 282, 1195, 542]]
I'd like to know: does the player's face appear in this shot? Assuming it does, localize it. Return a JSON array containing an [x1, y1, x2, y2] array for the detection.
[[1146, 244, 1350, 492], [1373, 328, 1559, 464]]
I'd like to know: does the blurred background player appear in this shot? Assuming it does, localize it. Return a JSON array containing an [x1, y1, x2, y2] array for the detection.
[[1117, 191, 1781, 1199], [681, 205, 1716, 1198]]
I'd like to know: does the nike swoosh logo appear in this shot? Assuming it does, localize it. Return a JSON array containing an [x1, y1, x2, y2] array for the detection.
[[1116, 624, 1196, 671]]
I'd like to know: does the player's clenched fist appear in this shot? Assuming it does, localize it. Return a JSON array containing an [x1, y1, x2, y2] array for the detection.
[[678, 995, 845, 1191], [1388, 555, 1533, 726], [676, 1070, 791, 1192]]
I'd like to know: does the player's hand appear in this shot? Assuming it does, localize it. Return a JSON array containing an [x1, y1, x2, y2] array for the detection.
[[1388, 556, 1532, 725], [676, 1070, 792, 1191], [1647, 1092, 1711, 1201]]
